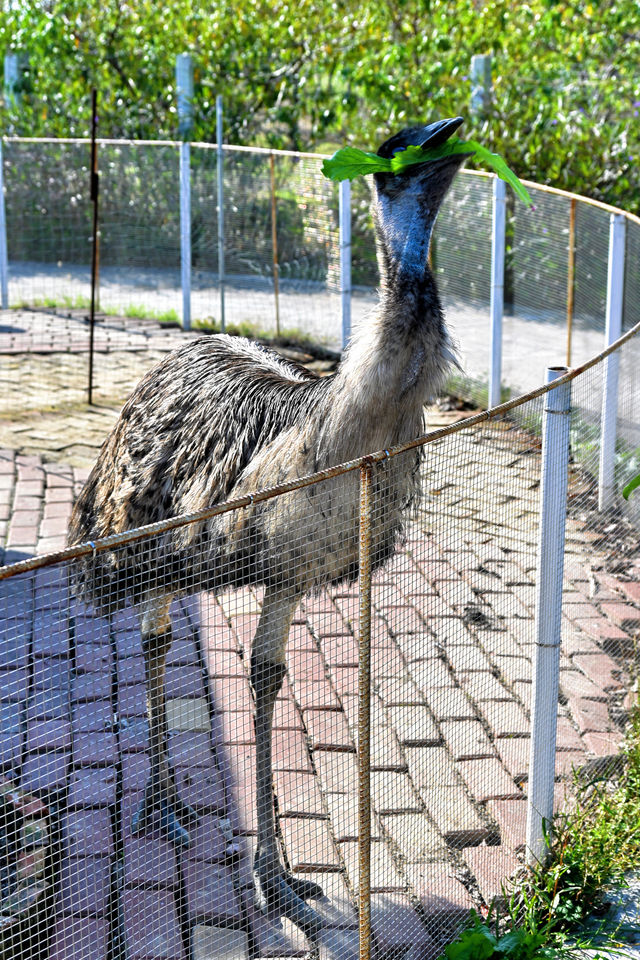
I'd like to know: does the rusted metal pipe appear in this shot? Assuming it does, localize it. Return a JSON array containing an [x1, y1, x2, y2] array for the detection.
[[358, 459, 373, 960]]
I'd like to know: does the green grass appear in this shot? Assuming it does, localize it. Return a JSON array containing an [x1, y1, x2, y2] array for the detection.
[[445, 707, 640, 959]]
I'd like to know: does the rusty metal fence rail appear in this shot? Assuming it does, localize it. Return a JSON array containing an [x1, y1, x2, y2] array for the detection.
[[0, 322, 638, 959]]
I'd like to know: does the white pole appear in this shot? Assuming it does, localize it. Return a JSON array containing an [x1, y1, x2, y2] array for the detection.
[[526, 366, 571, 866], [339, 179, 351, 350], [470, 54, 492, 118], [598, 213, 626, 512], [0, 140, 9, 309], [488, 176, 506, 408], [175, 53, 194, 139], [179, 141, 191, 331], [216, 95, 226, 333]]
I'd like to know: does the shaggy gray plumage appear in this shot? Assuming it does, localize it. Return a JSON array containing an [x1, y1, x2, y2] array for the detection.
[[67, 118, 468, 951]]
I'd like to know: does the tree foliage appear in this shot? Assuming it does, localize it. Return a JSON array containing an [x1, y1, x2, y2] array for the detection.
[[1, 1, 639, 208]]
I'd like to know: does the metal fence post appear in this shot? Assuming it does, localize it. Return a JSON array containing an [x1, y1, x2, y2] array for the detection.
[[339, 179, 352, 350], [565, 198, 576, 367], [216, 95, 226, 333], [179, 142, 191, 331], [358, 460, 373, 960], [0, 140, 9, 309], [598, 213, 626, 512], [488, 176, 506, 408], [526, 366, 571, 866], [470, 54, 492, 118]]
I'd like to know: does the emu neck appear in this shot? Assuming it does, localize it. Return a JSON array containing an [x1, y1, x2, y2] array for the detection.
[[319, 248, 451, 465]]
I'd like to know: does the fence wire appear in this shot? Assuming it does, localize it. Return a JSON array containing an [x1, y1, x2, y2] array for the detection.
[[0, 323, 637, 959], [1, 138, 640, 427]]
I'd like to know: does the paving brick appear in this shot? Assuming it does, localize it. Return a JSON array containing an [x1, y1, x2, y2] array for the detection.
[[464, 844, 521, 905], [56, 855, 111, 916], [582, 729, 624, 756], [570, 697, 612, 734], [372, 771, 421, 814], [20, 750, 70, 794], [72, 702, 114, 734], [208, 676, 254, 714], [0, 667, 29, 701], [486, 799, 527, 852], [274, 767, 327, 819], [124, 835, 178, 888], [72, 673, 112, 703], [387, 705, 441, 746], [339, 838, 405, 891], [407, 861, 474, 933], [67, 768, 117, 808], [558, 670, 606, 702], [573, 617, 629, 645], [192, 925, 249, 960], [280, 815, 341, 871], [73, 733, 118, 767], [271, 728, 313, 772], [375, 675, 424, 706], [555, 717, 584, 752], [122, 889, 186, 959], [174, 764, 226, 814], [425, 687, 476, 720], [314, 751, 359, 794], [572, 653, 623, 691], [440, 720, 495, 761], [420, 784, 488, 848], [186, 815, 231, 863], [183, 860, 242, 924], [479, 700, 529, 738], [324, 793, 380, 842], [305, 707, 353, 751], [619, 580, 640, 604], [118, 684, 148, 718], [49, 917, 109, 960], [496, 738, 530, 783], [404, 746, 460, 788], [27, 719, 72, 752], [371, 893, 436, 957], [165, 698, 210, 733], [458, 672, 511, 702], [458, 758, 523, 802], [118, 718, 149, 753], [62, 809, 114, 857], [164, 666, 205, 699]]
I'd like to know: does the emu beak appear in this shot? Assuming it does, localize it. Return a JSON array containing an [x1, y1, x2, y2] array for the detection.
[[417, 116, 464, 150]]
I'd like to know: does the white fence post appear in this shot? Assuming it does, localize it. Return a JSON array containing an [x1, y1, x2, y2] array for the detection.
[[216, 95, 226, 333], [179, 142, 191, 331], [526, 366, 571, 866], [598, 213, 626, 512], [339, 179, 351, 350], [176, 53, 193, 331], [470, 54, 492, 118], [0, 140, 9, 309], [488, 176, 506, 407]]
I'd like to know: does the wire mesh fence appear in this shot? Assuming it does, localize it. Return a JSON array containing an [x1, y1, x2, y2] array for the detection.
[[0, 321, 638, 959]]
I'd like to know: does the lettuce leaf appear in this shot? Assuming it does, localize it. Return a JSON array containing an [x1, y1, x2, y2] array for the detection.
[[322, 137, 532, 206]]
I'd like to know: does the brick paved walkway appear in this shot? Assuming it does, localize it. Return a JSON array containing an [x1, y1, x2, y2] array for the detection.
[[0, 313, 638, 959]]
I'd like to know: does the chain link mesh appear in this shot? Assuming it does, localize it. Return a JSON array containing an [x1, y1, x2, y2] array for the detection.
[[0, 328, 637, 958]]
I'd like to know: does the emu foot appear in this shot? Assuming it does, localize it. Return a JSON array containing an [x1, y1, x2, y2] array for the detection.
[[254, 848, 325, 941], [131, 773, 198, 847]]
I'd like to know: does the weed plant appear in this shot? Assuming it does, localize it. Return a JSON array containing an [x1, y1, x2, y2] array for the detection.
[[444, 708, 640, 959]]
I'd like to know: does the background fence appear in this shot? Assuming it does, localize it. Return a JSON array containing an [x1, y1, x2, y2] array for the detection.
[[0, 323, 638, 960], [0, 136, 639, 528]]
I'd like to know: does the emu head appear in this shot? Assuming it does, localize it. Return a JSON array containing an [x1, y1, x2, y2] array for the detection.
[[372, 117, 471, 279]]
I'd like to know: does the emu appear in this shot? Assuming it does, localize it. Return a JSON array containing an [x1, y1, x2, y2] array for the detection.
[[68, 118, 469, 945]]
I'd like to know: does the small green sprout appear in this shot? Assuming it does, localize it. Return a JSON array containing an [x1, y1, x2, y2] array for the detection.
[[322, 138, 532, 206]]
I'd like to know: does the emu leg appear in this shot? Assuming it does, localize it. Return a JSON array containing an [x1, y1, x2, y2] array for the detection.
[[132, 596, 198, 846], [251, 589, 324, 940]]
